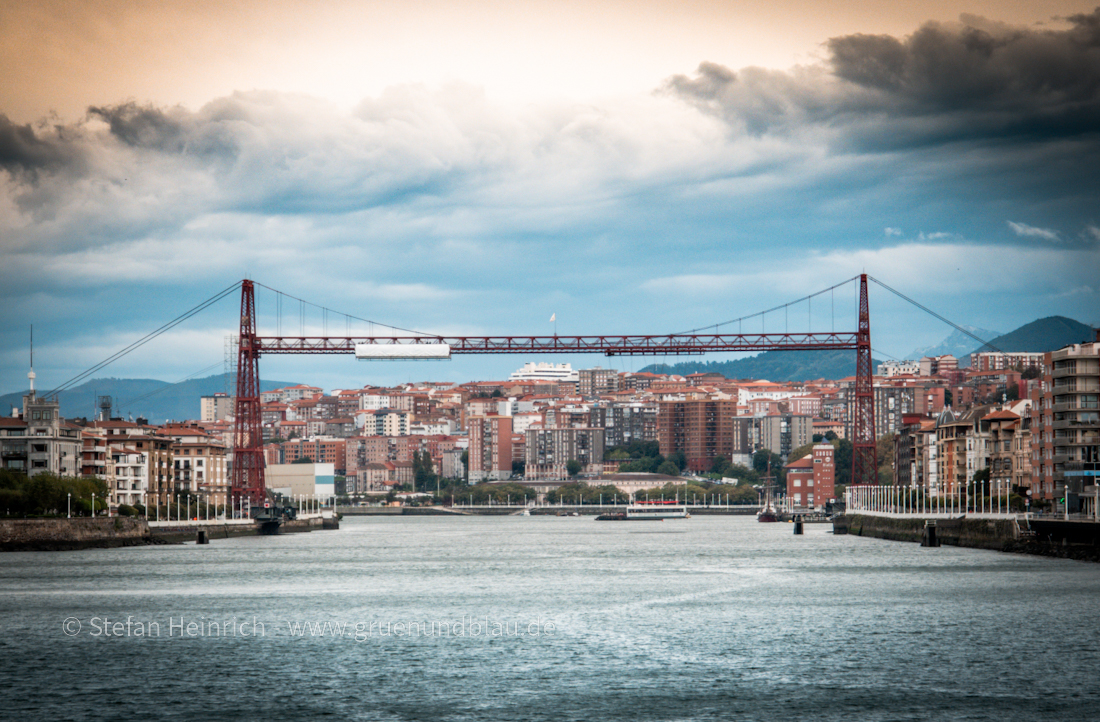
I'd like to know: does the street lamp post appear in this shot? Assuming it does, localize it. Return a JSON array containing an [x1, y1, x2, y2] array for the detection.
[[67, 493, 71, 519]]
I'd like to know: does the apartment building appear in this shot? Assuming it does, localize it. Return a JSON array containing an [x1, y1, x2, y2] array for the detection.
[[525, 426, 604, 480], [587, 402, 658, 448], [168, 427, 229, 505], [279, 437, 347, 474], [984, 407, 1032, 499], [89, 420, 173, 507], [200, 393, 233, 422], [657, 399, 736, 472], [467, 415, 513, 482], [1029, 337, 1100, 509], [935, 405, 994, 495], [578, 367, 619, 397], [969, 352, 1045, 372]]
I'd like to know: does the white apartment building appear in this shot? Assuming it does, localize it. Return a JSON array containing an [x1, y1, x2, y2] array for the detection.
[[110, 447, 147, 509]]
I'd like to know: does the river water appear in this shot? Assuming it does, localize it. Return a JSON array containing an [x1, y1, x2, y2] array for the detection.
[[2, 515, 1099, 721]]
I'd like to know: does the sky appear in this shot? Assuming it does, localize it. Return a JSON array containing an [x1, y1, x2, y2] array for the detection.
[[2, 0, 1099, 402]]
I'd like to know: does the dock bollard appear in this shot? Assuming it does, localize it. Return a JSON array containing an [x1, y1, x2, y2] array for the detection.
[[196, 529, 209, 545], [793, 514, 803, 535], [921, 520, 939, 547]]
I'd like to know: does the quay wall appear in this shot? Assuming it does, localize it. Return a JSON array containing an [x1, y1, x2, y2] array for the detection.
[[0, 518, 152, 551], [2, 515, 334, 550], [837, 514, 1100, 562], [150, 521, 262, 544], [152, 516, 324, 542]]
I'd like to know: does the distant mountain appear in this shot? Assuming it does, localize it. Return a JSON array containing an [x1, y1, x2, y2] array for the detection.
[[640, 349, 880, 382], [907, 325, 1002, 361], [0, 375, 298, 425], [969, 316, 1094, 355]]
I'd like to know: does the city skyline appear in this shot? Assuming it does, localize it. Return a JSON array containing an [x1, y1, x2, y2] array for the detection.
[[2, 0, 1099, 394]]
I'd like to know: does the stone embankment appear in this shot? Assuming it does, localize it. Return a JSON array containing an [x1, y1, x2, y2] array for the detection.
[[1, 518, 154, 551], [3, 515, 336, 551], [836, 514, 1100, 563]]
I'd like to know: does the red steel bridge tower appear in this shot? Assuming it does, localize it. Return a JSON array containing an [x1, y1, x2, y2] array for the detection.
[[229, 275, 877, 504]]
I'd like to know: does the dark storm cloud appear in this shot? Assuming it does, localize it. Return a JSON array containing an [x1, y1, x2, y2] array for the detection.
[[668, 8, 1100, 147], [0, 115, 82, 172]]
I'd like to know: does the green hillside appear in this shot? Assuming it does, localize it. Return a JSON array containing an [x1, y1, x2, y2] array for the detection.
[[970, 316, 1094, 354], [641, 349, 876, 382]]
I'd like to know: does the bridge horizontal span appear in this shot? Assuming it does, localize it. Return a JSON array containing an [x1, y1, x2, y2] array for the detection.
[[253, 333, 860, 356]]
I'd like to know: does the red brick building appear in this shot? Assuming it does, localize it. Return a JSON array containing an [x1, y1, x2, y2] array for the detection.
[[784, 443, 835, 509]]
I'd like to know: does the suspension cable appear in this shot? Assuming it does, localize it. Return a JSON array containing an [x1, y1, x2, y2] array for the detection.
[[868, 276, 1003, 355], [44, 281, 243, 398], [672, 276, 859, 335], [252, 281, 436, 337]]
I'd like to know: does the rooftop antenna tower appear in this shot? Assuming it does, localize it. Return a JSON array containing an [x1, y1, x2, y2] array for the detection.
[[97, 395, 113, 421], [28, 324, 35, 396]]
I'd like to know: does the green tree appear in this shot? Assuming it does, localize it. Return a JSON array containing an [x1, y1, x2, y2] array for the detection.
[[412, 451, 437, 493], [876, 434, 895, 486], [752, 449, 785, 485], [656, 460, 680, 476], [833, 439, 853, 486], [667, 451, 687, 472], [709, 455, 732, 476], [511, 459, 526, 477], [292, 456, 313, 464], [787, 443, 816, 464], [724, 463, 758, 485], [972, 467, 991, 498], [566, 459, 583, 478]]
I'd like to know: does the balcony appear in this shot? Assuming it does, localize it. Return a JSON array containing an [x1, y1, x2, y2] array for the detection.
[[1051, 365, 1077, 379]]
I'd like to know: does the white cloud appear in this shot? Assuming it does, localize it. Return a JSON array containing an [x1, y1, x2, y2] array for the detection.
[[884, 227, 902, 237], [917, 231, 958, 241], [1007, 221, 1060, 241]]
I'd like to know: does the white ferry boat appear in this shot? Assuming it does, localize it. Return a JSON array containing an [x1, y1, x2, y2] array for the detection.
[[596, 501, 689, 521]]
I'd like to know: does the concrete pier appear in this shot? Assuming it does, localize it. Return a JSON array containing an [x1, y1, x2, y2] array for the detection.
[[836, 514, 1100, 562]]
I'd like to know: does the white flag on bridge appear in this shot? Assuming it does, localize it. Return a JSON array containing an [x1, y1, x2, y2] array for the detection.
[[549, 313, 556, 323]]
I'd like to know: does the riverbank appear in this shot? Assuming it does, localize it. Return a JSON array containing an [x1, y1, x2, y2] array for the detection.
[[2, 515, 335, 551], [0, 518, 155, 551], [836, 514, 1100, 563]]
